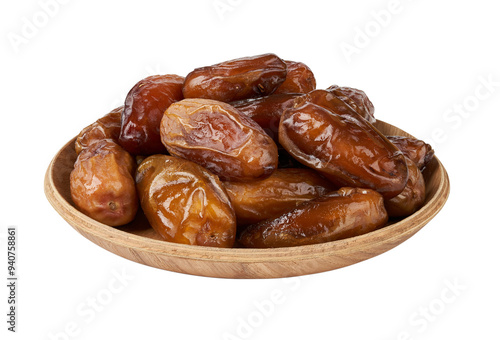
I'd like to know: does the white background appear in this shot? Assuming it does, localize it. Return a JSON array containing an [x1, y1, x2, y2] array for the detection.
[[1, 0, 499, 339]]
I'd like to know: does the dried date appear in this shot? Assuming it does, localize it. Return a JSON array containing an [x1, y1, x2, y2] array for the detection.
[[239, 187, 388, 248], [273, 60, 316, 95], [223, 168, 335, 226], [385, 157, 426, 217], [279, 101, 408, 199], [387, 135, 434, 170], [75, 106, 123, 155], [70, 139, 138, 226], [118, 74, 184, 155], [182, 53, 287, 102], [230, 93, 301, 142], [160, 98, 278, 182], [135, 155, 236, 247]]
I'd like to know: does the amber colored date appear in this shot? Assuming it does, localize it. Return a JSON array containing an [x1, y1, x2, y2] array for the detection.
[[230, 93, 302, 142], [327, 85, 376, 123], [135, 155, 236, 247], [119, 74, 184, 155], [70, 139, 138, 226], [223, 168, 335, 226], [239, 187, 388, 248], [161, 98, 278, 182], [75, 106, 123, 155], [387, 135, 435, 170], [273, 60, 316, 95], [385, 157, 426, 217], [279, 101, 408, 199], [182, 53, 287, 102]]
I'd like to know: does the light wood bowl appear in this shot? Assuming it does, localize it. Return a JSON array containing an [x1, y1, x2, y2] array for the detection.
[[44, 120, 450, 279]]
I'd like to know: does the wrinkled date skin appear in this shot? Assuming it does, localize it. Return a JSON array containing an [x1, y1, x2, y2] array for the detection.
[[385, 157, 426, 217], [119, 74, 184, 155], [135, 155, 236, 247], [161, 98, 278, 182], [230, 93, 302, 142], [273, 60, 316, 95], [70, 139, 138, 226], [295, 89, 371, 121], [327, 85, 376, 123], [387, 135, 435, 170], [239, 187, 388, 248], [75, 106, 123, 155], [223, 168, 335, 226], [182, 53, 287, 102], [279, 101, 408, 199]]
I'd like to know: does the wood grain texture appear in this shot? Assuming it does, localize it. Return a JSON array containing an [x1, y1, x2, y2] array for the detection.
[[44, 120, 450, 279]]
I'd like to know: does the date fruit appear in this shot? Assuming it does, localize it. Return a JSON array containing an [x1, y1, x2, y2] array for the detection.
[[119, 74, 184, 155], [182, 53, 287, 102], [327, 85, 376, 123], [223, 168, 335, 226], [70, 139, 138, 226], [161, 98, 278, 182], [385, 157, 426, 217], [230, 93, 301, 142], [135, 155, 236, 247], [239, 187, 388, 248], [279, 101, 408, 199], [273, 60, 316, 95], [75, 106, 123, 155], [387, 135, 434, 170], [294, 89, 367, 120]]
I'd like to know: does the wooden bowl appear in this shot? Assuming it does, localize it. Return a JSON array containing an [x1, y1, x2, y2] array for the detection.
[[44, 121, 450, 279]]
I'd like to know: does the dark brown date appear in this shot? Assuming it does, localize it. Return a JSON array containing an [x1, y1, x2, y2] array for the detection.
[[273, 60, 316, 95], [230, 93, 302, 142], [223, 168, 335, 226], [387, 135, 434, 170], [279, 101, 408, 199], [70, 139, 138, 226], [385, 157, 426, 217], [182, 53, 287, 102], [239, 187, 388, 248], [160, 98, 278, 182], [118, 74, 184, 155], [327, 85, 376, 123], [75, 106, 123, 155], [135, 155, 236, 247]]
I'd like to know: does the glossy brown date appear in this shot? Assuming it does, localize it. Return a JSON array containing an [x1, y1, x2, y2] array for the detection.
[[160, 98, 278, 182], [273, 60, 316, 95], [230, 93, 302, 142], [182, 53, 287, 102], [294, 89, 368, 120], [385, 157, 426, 217], [327, 85, 376, 123], [75, 106, 123, 155], [70, 139, 138, 226], [279, 101, 408, 199], [387, 135, 434, 170], [118, 74, 184, 155], [223, 168, 335, 226], [135, 155, 236, 247], [239, 187, 388, 248]]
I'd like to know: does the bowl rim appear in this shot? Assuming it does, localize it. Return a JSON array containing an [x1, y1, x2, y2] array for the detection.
[[44, 120, 450, 265]]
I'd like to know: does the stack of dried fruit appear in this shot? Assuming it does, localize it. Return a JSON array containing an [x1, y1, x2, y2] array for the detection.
[[69, 53, 434, 248]]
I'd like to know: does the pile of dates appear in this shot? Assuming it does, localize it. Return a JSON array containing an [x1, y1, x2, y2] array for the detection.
[[70, 53, 434, 248]]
